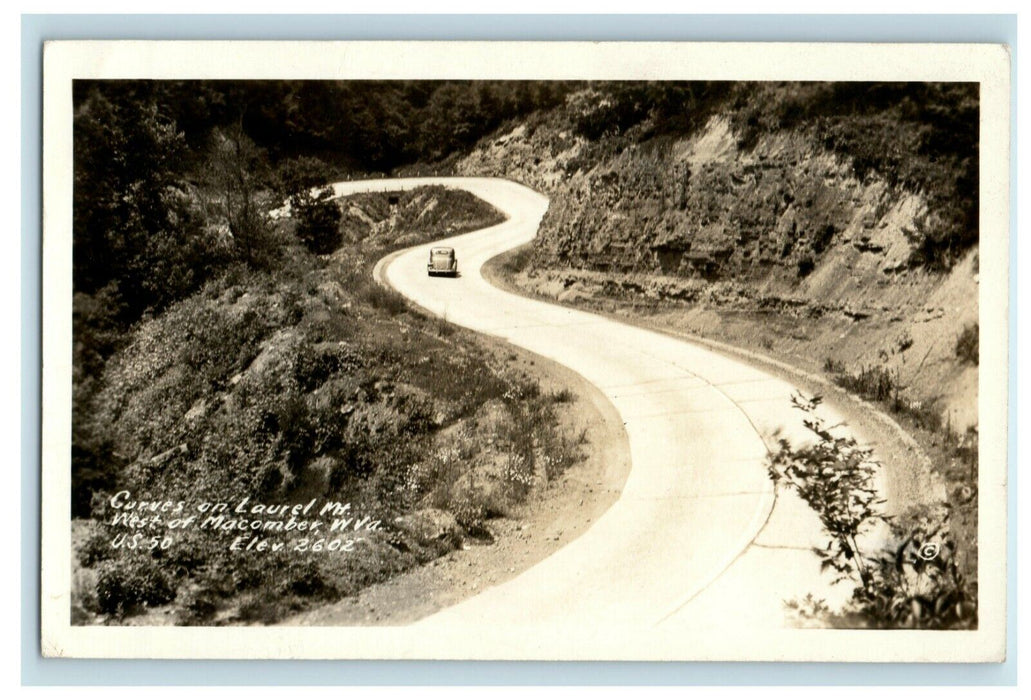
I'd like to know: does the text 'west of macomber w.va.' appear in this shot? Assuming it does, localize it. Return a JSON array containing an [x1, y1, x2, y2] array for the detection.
[[104, 491, 383, 553]]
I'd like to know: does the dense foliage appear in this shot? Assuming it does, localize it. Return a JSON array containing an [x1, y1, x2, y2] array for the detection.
[[72, 80, 570, 337], [277, 156, 343, 254], [73, 248, 582, 623], [73, 80, 978, 333]]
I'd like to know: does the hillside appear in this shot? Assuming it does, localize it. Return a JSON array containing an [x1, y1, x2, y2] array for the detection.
[[453, 84, 979, 431], [72, 188, 589, 625]]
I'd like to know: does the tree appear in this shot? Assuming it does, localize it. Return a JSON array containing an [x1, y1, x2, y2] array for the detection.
[[203, 125, 278, 266], [295, 190, 342, 255], [73, 88, 187, 314], [277, 156, 343, 255]]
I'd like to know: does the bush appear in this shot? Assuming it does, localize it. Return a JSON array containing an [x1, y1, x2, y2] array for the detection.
[[94, 558, 176, 617], [770, 394, 977, 629], [294, 342, 360, 393], [295, 192, 343, 255], [549, 387, 576, 403], [768, 394, 885, 588], [853, 510, 977, 629], [77, 528, 115, 568], [176, 589, 220, 625], [236, 599, 284, 625], [955, 322, 979, 366], [832, 364, 898, 403], [823, 357, 846, 374], [282, 560, 334, 598], [359, 281, 409, 316]]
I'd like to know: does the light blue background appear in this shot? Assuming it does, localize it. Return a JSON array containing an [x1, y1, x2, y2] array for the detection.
[[22, 13, 1018, 686]]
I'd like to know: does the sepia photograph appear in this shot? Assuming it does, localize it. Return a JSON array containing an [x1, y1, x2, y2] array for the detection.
[[40, 41, 1010, 661]]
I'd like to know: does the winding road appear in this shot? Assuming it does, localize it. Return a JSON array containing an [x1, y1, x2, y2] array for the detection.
[[339, 177, 858, 633]]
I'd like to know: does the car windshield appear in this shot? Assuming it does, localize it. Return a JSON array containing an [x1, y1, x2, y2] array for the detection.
[[430, 248, 453, 258]]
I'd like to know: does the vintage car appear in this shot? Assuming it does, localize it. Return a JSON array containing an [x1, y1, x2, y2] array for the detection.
[[427, 246, 458, 277]]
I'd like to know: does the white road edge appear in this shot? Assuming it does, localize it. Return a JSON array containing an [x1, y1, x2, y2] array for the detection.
[[337, 176, 860, 632]]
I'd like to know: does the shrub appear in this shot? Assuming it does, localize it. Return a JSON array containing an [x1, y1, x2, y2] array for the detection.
[[852, 510, 977, 629], [823, 357, 846, 374], [176, 588, 220, 626], [549, 387, 576, 403], [282, 560, 334, 598], [768, 394, 885, 587], [295, 192, 343, 255], [770, 393, 977, 629], [434, 316, 455, 338], [94, 558, 176, 617], [359, 281, 409, 316], [294, 342, 359, 393], [236, 598, 284, 625], [328, 442, 375, 492], [797, 256, 815, 278], [955, 322, 979, 366], [77, 528, 115, 568], [832, 364, 898, 403], [274, 394, 316, 475]]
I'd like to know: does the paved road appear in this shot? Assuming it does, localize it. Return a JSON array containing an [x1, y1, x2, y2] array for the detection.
[[336, 177, 857, 633]]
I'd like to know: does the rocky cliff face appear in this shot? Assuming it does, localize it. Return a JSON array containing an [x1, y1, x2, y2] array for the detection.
[[456, 94, 979, 427]]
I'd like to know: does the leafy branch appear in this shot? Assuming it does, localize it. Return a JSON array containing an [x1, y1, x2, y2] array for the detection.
[[769, 393, 977, 629], [767, 393, 886, 587]]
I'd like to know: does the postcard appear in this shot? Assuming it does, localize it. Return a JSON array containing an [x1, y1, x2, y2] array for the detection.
[[41, 40, 1010, 661]]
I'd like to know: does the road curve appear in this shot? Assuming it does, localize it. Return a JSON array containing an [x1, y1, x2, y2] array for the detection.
[[337, 177, 855, 632]]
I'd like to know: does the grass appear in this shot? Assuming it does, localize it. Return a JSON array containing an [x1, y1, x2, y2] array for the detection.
[[501, 246, 534, 276], [826, 361, 946, 434], [548, 387, 576, 403], [358, 281, 409, 316]]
